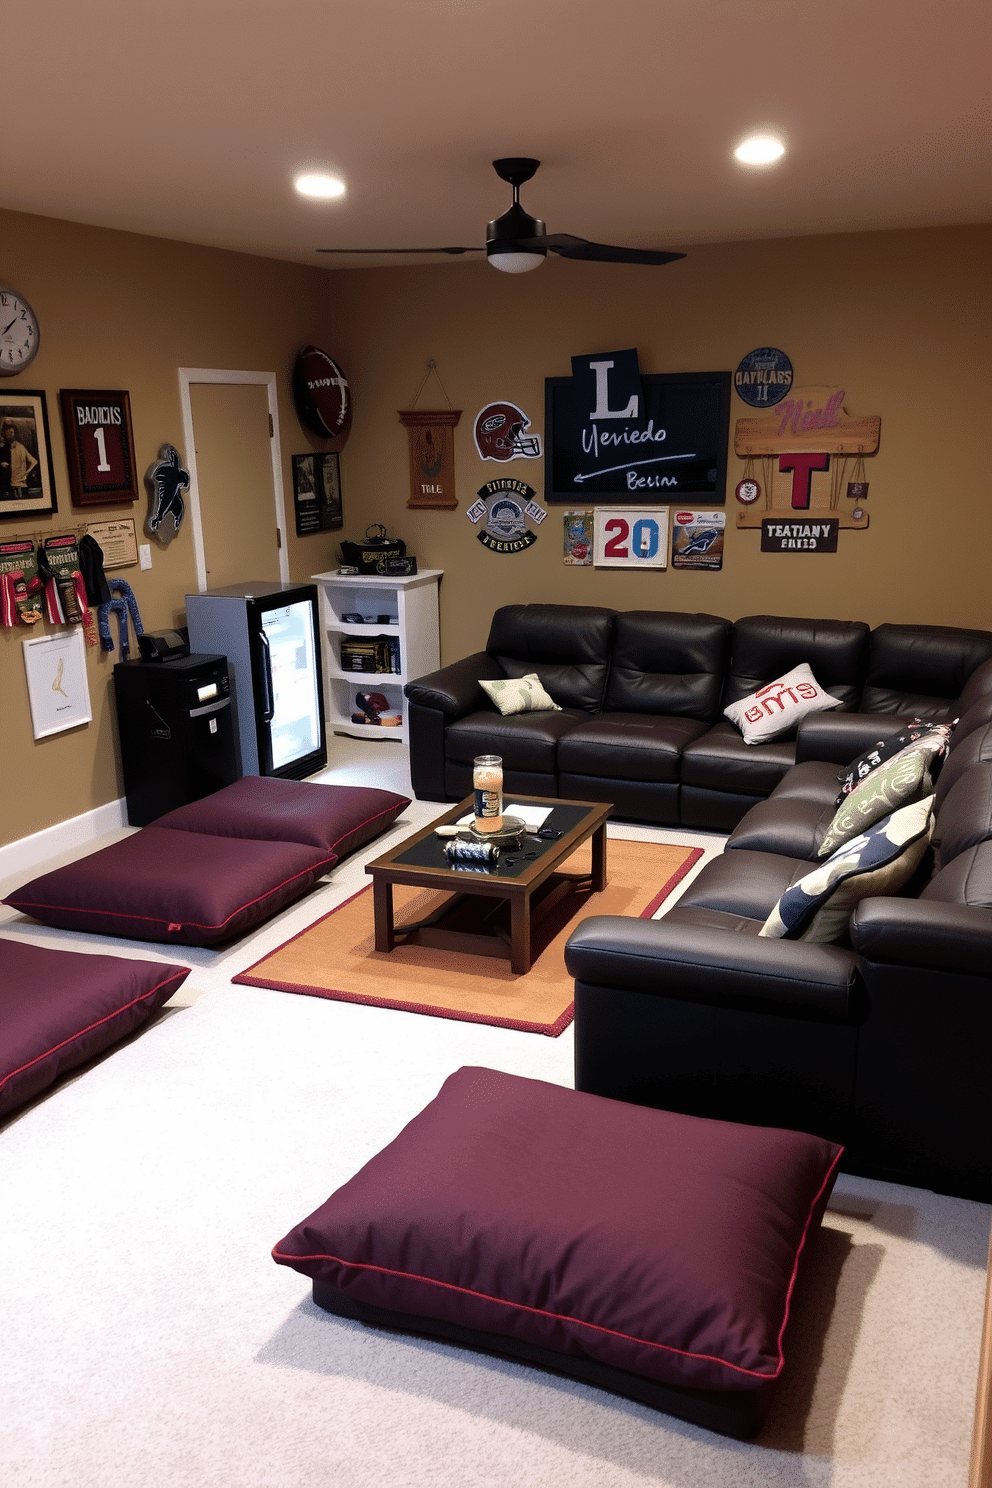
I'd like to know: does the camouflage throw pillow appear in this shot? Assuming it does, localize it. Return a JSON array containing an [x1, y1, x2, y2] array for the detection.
[[480, 673, 562, 716]]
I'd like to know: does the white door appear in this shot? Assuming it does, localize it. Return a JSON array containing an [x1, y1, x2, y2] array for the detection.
[[179, 368, 290, 591]]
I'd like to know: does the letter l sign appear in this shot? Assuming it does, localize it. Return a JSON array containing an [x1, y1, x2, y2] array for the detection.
[[588, 360, 639, 420]]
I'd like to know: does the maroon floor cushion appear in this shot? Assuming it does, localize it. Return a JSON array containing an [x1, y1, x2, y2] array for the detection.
[[0, 937, 188, 1117], [3, 779, 410, 947], [273, 1066, 842, 1440]]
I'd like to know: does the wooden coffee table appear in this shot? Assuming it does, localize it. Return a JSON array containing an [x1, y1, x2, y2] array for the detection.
[[365, 795, 611, 975]]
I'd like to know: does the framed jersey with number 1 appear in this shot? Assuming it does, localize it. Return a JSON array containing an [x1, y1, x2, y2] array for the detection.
[[59, 389, 139, 507]]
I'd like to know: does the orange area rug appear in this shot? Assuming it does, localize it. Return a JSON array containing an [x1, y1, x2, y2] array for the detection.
[[233, 838, 701, 1036]]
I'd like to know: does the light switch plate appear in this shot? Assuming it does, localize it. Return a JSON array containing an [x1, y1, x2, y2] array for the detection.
[[139, 545, 152, 570]]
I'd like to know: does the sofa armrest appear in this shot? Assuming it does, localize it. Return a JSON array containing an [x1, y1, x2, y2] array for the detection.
[[796, 712, 910, 766], [563, 915, 858, 1022], [850, 897, 992, 977], [404, 652, 504, 720]]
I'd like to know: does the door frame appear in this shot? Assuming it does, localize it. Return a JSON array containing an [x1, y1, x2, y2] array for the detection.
[[178, 367, 290, 592]]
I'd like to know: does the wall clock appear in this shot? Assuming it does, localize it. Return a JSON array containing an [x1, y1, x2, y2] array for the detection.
[[0, 286, 40, 376]]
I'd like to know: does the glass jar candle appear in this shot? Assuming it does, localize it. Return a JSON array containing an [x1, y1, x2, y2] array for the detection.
[[473, 754, 503, 833]]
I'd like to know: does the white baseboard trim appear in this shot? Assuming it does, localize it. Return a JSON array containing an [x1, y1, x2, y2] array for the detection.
[[0, 798, 128, 880]]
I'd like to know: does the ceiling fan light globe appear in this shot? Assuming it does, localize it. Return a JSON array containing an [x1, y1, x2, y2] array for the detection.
[[487, 250, 545, 274]]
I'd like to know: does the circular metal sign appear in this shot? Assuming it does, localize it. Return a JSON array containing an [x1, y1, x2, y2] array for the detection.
[[735, 477, 761, 504], [292, 346, 353, 447], [734, 347, 793, 408]]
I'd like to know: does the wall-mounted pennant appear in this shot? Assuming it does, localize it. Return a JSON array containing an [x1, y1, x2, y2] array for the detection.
[[471, 479, 543, 554], [399, 409, 461, 509]]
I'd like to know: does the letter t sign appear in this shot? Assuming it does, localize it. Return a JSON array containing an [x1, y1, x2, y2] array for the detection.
[[779, 452, 830, 508]]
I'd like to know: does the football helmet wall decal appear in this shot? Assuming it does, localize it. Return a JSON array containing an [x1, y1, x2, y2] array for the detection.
[[474, 402, 542, 462]]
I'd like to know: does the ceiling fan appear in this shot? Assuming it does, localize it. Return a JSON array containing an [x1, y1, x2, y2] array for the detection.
[[317, 158, 685, 274]]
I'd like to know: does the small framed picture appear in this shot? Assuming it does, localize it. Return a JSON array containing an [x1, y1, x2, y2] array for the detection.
[[22, 628, 93, 739], [0, 389, 58, 520], [59, 389, 139, 507], [292, 451, 343, 536], [593, 506, 670, 568]]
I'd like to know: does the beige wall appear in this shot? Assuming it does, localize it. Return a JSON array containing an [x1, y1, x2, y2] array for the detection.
[[0, 208, 343, 847], [327, 223, 991, 664], [1, 211, 989, 846]]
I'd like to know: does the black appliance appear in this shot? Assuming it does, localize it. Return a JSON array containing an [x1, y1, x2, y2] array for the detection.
[[113, 653, 240, 826], [184, 582, 326, 779]]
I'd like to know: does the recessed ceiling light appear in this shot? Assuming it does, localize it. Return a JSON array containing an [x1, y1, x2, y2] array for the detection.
[[733, 133, 786, 167], [294, 171, 346, 200]]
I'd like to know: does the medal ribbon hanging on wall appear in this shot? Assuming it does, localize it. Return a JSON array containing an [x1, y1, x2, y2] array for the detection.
[[398, 360, 462, 510]]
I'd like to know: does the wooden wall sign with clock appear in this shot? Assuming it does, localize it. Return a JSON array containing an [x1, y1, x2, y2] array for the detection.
[[59, 389, 139, 508], [0, 286, 40, 376], [734, 386, 880, 532]]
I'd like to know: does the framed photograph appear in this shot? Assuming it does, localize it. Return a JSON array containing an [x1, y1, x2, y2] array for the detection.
[[59, 388, 139, 508], [0, 389, 58, 520], [292, 451, 343, 536], [22, 628, 93, 739], [593, 507, 670, 568]]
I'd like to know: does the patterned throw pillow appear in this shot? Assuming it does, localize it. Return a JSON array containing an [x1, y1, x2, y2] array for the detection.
[[817, 747, 930, 857], [480, 673, 562, 717], [760, 795, 934, 944], [724, 662, 842, 745], [835, 720, 955, 803]]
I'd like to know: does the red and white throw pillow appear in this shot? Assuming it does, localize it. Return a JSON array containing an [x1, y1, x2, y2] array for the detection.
[[724, 662, 841, 745]]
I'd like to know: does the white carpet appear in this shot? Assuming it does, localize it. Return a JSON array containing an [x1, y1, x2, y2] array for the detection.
[[0, 741, 988, 1487]]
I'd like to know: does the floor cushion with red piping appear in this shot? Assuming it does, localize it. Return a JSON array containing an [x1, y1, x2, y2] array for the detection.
[[0, 937, 188, 1117], [3, 778, 410, 947], [273, 1065, 842, 1439]]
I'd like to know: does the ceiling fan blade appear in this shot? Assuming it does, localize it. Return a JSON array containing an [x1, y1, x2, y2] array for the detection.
[[316, 246, 483, 256], [519, 233, 685, 266]]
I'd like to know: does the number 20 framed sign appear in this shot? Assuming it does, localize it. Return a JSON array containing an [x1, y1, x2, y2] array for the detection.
[[593, 506, 670, 568], [58, 389, 139, 508]]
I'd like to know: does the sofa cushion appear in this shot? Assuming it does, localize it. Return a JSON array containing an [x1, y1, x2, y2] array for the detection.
[[444, 707, 590, 774], [0, 938, 188, 1116], [760, 795, 935, 944], [936, 723, 992, 808], [921, 841, 992, 908], [723, 615, 869, 713], [674, 847, 803, 920], [479, 672, 561, 716], [3, 828, 334, 946], [603, 610, 730, 718], [835, 721, 953, 803], [931, 763, 992, 872], [725, 663, 841, 745], [486, 604, 615, 712], [272, 1065, 842, 1397], [681, 719, 803, 797], [726, 797, 827, 860], [859, 623, 992, 716], [818, 747, 932, 858], [153, 777, 409, 859], [558, 713, 709, 784]]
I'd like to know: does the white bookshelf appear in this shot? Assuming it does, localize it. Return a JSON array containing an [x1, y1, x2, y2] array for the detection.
[[312, 569, 442, 744]]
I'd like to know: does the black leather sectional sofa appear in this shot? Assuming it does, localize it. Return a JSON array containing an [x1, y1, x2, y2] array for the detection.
[[406, 604, 992, 831], [564, 706, 992, 1201]]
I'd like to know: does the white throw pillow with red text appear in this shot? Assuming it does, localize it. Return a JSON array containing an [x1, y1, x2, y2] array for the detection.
[[724, 662, 842, 745]]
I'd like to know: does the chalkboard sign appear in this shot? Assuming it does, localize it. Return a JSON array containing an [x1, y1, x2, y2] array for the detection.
[[544, 359, 731, 505]]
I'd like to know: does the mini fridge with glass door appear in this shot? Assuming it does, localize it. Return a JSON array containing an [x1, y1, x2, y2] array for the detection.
[[185, 581, 327, 779]]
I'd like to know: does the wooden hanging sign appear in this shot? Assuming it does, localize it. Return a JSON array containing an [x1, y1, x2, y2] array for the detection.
[[735, 387, 879, 531], [734, 386, 880, 457], [399, 409, 461, 509]]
